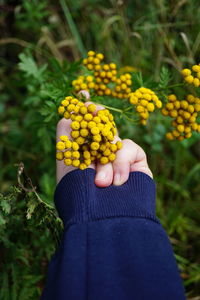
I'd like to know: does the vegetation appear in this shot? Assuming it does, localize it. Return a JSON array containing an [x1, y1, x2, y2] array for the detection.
[[0, 0, 200, 298]]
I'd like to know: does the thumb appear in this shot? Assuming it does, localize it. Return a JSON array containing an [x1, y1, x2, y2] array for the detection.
[[112, 139, 152, 186]]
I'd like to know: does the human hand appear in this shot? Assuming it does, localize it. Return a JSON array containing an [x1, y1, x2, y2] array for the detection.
[[56, 99, 153, 187]]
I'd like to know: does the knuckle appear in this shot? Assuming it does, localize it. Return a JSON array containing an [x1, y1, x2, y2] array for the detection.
[[57, 118, 69, 129]]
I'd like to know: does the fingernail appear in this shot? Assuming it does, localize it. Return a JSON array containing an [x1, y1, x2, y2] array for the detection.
[[95, 171, 106, 181], [113, 173, 121, 186]]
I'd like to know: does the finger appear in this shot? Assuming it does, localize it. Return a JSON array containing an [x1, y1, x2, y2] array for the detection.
[[112, 139, 152, 186], [56, 118, 95, 184], [56, 118, 76, 183], [94, 134, 121, 187], [94, 161, 113, 187], [78, 90, 90, 100]]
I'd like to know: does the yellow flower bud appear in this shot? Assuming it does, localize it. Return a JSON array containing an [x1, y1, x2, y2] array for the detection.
[[136, 105, 144, 113], [91, 126, 100, 135], [64, 111, 71, 119], [116, 141, 123, 149], [80, 129, 89, 137], [90, 142, 100, 150], [61, 100, 69, 107], [64, 158, 72, 166], [84, 159, 91, 166], [65, 140, 72, 148], [146, 103, 155, 112], [87, 50, 95, 56], [76, 137, 85, 145], [166, 132, 174, 140], [87, 104, 96, 113], [93, 116, 101, 123], [56, 141, 65, 151], [88, 82, 95, 89], [187, 105, 194, 114], [166, 103, 174, 110], [161, 108, 169, 116], [86, 75, 94, 82], [194, 104, 200, 112], [192, 65, 200, 73], [140, 100, 148, 107], [79, 163, 87, 170], [181, 69, 191, 76], [75, 115, 83, 122], [71, 121, 80, 130], [107, 132, 114, 141], [60, 135, 68, 142], [100, 156, 109, 164], [71, 131, 80, 139], [80, 106, 88, 115], [103, 149, 111, 156], [172, 130, 180, 137], [83, 58, 88, 65], [193, 78, 200, 87], [87, 64, 94, 70], [183, 112, 191, 119], [174, 101, 180, 109], [83, 151, 91, 159], [84, 113, 93, 121], [67, 104, 75, 112], [177, 125, 185, 133], [185, 75, 194, 84], [80, 120, 88, 129], [96, 53, 104, 60], [72, 141, 79, 150], [72, 151, 80, 159], [100, 144, 107, 152], [108, 153, 116, 162], [56, 152, 64, 160], [58, 106, 65, 115], [110, 144, 117, 152], [93, 134, 102, 142], [64, 151, 71, 158], [93, 58, 100, 65], [91, 150, 97, 156], [72, 159, 80, 167], [169, 110, 178, 118], [129, 95, 138, 105]]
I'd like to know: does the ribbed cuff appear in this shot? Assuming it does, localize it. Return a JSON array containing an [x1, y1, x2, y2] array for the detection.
[[54, 169, 158, 227]]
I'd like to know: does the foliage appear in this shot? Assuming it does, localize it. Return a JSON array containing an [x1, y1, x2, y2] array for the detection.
[[0, 169, 63, 300], [0, 0, 200, 298]]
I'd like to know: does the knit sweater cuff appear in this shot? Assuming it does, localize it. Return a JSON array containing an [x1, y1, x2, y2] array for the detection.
[[54, 168, 158, 227]]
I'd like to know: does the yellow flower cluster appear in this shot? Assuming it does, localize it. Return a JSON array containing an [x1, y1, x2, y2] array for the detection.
[[182, 64, 200, 87], [83, 50, 104, 71], [57, 96, 123, 169], [128, 87, 162, 125], [112, 73, 132, 99], [72, 50, 132, 99], [72, 75, 95, 92], [162, 94, 200, 140]]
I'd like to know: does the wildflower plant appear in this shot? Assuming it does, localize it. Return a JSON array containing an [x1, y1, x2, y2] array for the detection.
[[67, 50, 200, 146], [56, 97, 122, 169]]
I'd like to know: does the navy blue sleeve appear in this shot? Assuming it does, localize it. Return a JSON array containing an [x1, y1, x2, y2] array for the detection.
[[40, 168, 186, 300]]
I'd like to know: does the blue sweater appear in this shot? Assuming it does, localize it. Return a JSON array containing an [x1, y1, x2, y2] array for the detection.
[[41, 169, 185, 300]]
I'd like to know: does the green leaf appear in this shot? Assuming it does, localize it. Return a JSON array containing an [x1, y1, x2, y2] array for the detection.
[[158, 66, 172, 88], [18, 53, 47, 81]]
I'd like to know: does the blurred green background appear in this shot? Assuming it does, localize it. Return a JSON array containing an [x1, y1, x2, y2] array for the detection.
[[0, 0, 200, 299]]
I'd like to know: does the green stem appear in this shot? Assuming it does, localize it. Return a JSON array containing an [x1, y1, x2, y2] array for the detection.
[[123, 106, 133, 112], [94, 102, 124, 114], [155, 82, 185, 91]]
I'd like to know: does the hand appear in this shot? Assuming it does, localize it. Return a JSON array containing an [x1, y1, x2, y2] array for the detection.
[[56, 98, 153, 186]]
